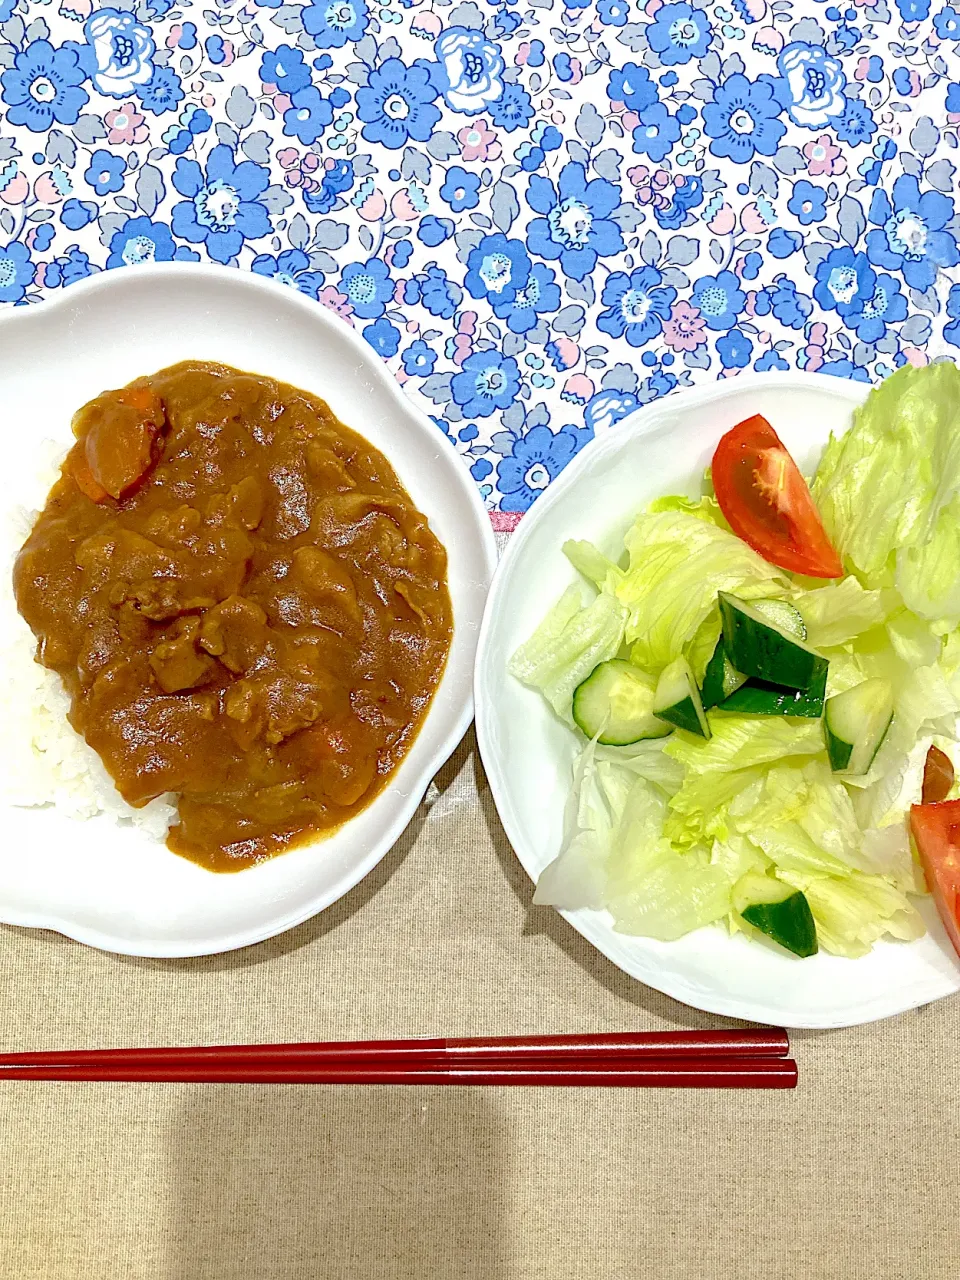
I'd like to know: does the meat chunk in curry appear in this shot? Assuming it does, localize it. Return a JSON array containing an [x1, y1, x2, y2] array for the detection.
[[13, 361, 453, 871]]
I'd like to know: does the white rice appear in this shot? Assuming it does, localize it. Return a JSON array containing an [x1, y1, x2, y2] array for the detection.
[[0, 442, 176, 841]]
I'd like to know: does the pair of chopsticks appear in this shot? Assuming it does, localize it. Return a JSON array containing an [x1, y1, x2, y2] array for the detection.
[[0, 1029, 796, 1089]]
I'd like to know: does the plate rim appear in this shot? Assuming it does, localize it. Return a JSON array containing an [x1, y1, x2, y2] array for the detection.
[[0, 262, 498, 957], [474, 370, 960, 1028]]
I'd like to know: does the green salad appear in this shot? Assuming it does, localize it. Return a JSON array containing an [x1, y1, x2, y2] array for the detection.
[[510, 362, 960, 960]]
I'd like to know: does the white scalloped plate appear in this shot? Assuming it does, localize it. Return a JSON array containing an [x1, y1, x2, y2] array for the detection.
[[475, 371, 960, 1028], [0, 264, 496, 957]]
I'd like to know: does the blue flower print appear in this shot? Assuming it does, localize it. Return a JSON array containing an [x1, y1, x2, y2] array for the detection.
[[755, 349, 790, 372], [646, 3, 713, 66], [45, 246, 95, 288], [717, 328, 753, 368], [497, 424, 582, 512], [0, 241, 35, 303], [61, 199, 96, 230], [758, 277, 812, 329], [339, 257, 394, 319], [283, 87, 333, 144], [1, 40, 88, 132], [607, 62, 658, 111], [402, 340, 437, 375], [440, 165, 481, 211], [106, 215, 177, 267], [84, 149, 126, 196], [492, 262, 561, 333], [631, 103, 682, 163], [690, 270, 745, 330], [777, 43, 847, 130], [819, 358, 871, 382], [935, 5, 960, 36], [205, 36, 227, 65], [81, 9, 155, 99], [356, 58, 441, 149], [944, 283, 960, 347], [418, 215, 453, 245], [303, 158, 354, 214], [584, 389, 641, 433], [526, 162, 624, 282], [865, 175, 958, 291], [702, 74, 785, 162], [260, 45, 312, 92], [303, 0, 369, 47], [420, 263, 460, 317], [787, 180, 827, 226], [139, 67, 184, 115], [431, 27, 504, 115], [465, 232, 530, 305], [489, 83, 533, 132], [363, 317, 402, 357], [451, 351, 521, 417], [847, 273, 907, 342], [895, 0, 930, 19], [598, 0, 630, 25], [171, 145, 271, 264], [597, 267, 677, 346], [948, 83, 960, 112], [834, 96, 876, 147], [391, 240, 412, 268], [0, 0, 15, 19], [251, 249, 322, 296], [655, 173, 704, 230], [813, 246, 875, 318]]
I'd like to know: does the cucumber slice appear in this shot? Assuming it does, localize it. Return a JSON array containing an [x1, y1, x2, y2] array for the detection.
[[653, 656, 711, 738], [719, 592, 827, 691], [733, 872, 819, 958], [719, 665, 827, 718], [824, 677, 894, 774], [700, 634, 748, 710], [572, 660, 673, 746], [751, 598, 807, 641]]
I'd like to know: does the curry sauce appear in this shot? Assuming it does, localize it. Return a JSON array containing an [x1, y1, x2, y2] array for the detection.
[[13, 361, 453, 871]]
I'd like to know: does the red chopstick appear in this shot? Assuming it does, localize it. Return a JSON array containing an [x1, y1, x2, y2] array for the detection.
[[0, 1028, 789, 1071], [0, 1057, 797, 1089], [0, 1030, 795, 1088]]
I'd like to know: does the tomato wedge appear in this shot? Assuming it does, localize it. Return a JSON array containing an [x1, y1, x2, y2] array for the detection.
[[910, 801, 960, 960], [712, 415, 844, 578]]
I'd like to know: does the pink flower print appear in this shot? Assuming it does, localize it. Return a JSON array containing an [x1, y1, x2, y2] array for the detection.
[[561, 374, 594, 405], [708, 203, 736, 234], [741, 201, 771, 232], [663, 301, 707, 352], [318, 287, 354, 325], [106, 103, 148, 146], [457, 119, 499, 162], [34, 166, 71, 205], [410, 10, 442, 37], [803, 134, 845, 176], [0, 163, 29, 205], [277, 148, 300, 169]]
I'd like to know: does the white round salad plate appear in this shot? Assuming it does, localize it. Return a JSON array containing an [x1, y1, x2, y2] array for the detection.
[[0, 264, 496, 958], [476, 371, 960, 1029]]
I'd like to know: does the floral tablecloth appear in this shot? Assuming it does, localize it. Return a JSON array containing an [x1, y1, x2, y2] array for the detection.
[[0, 0, 957, 518]]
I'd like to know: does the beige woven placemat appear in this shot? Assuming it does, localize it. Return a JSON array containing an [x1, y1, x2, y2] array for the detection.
[[0, 732, 956, 1280]]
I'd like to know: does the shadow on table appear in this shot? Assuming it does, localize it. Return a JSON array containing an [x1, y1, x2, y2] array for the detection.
[[164, 1081, 507, 1280]]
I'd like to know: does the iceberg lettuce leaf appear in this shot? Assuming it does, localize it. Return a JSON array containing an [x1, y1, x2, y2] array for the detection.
[[812, 362, 960, 623], [509, 585, 626, 722], [794, 577, 888, 648], [616, 509, 788, 668]]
